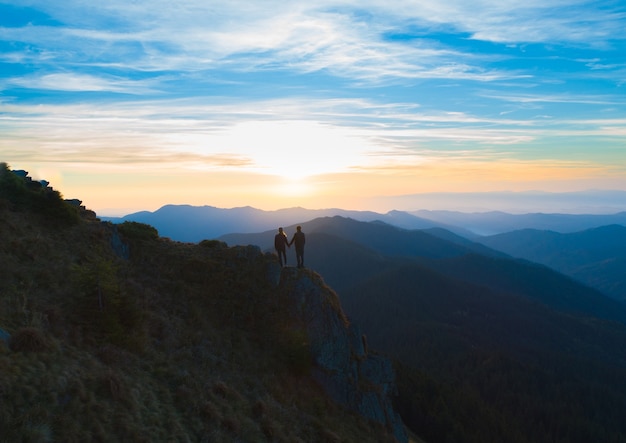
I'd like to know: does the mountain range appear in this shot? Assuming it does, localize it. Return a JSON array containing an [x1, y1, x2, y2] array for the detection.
[[101, 205, 458, 242], [476, 224, 626, 301], [101, 204, 626, 242], [220, 216, 626, 319], [414, 209, 626, 236]]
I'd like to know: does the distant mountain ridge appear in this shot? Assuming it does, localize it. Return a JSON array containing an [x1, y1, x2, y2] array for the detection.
[[382, 189, 626, 215], [477, 224, 626, 301], [414, 209, 626, 235], [220, 215, 506, 260], [100, 204, 626, 242], [100, 205, 453, 242]]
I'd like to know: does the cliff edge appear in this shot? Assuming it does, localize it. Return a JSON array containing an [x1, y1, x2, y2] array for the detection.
[[278, 267, 408, 443]]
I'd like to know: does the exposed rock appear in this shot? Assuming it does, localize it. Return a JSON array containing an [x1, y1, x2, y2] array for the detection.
[[106, 223, 130, 260], [266, 259, 283, 288], [11, 169, 28, 177], [278, 267, 408, 443], [65, 198, 83, 207]]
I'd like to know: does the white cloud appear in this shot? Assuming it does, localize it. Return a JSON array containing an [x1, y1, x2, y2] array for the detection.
[[5, 73, 161, 94], [2, 96, 621, 173], [5, 0, 623, 84]]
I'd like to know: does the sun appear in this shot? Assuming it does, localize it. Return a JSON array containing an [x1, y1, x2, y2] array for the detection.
[[220, 120, 373, 179]]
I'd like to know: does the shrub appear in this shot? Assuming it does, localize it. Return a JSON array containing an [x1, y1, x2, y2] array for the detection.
[[117, 221, 158, 241], [9, 327, 52, 353], [36, 188, 80, 226], [199, 239, 227, 249], [0, 162, 29, 206]]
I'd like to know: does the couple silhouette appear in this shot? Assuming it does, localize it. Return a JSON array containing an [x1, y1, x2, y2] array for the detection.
[[274, 226, 305, 268]]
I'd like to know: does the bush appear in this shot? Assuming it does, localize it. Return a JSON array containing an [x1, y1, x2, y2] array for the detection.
[[199, 239, 227, 249], [9, 327, 53, 352], [117, 221, 158, 241]]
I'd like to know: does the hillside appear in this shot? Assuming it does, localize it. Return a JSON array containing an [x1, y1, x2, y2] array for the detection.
[[477, 225, 626, 301], [0, 164, 406, 443], [223, 216, 626, 442]]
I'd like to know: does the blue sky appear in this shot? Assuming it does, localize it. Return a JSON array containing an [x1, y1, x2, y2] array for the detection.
[[1, 1, 625, 215]]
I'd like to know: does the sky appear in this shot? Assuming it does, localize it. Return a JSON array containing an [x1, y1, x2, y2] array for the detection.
[[1, 1, 625, 215]]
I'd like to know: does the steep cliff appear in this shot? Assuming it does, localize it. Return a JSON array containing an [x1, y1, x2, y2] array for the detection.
[[278, 267, 408, 443]]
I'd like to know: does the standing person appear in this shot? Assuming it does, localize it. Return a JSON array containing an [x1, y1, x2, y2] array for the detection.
[[274, 227, 289, 267], [289, 225, 306, 268]]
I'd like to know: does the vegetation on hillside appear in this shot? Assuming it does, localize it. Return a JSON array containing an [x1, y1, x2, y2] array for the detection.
[[343, 264, 626, 442], [0, 163, 398, 442]]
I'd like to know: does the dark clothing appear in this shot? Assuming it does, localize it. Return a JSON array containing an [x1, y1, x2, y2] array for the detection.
[[290, 231, 306, 268], [274, 232, 289, 250], [274, 232, 289, 266], [291, 231, 305, 249]]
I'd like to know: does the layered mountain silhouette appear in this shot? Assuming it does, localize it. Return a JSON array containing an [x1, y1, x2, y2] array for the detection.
[[221, 216, 626, 322], [477, 224, 626, 301], [102, 204, 626, 241], [414, 209, 626, 235], [101, 205, 478, 241], [222, 216, 626, 442]]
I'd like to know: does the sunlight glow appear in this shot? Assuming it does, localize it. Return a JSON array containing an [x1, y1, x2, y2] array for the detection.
[[212, 120, 375, 179]]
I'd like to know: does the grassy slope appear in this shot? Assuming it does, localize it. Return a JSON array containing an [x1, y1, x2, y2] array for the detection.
[[0, 165, 396, 443]]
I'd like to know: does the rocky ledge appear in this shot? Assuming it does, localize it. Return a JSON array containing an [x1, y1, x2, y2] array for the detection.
[[278, 267, 408, 443]]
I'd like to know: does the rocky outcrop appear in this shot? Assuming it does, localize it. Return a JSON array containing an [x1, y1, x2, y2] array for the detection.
[[278, 267, 408, 443], [106, 223, 130, 260]]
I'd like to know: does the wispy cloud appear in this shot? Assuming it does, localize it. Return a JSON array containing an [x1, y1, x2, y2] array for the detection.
[[4, 73, 162, 94], [6, 1, 623, 85], [1, 97, 622, 172]]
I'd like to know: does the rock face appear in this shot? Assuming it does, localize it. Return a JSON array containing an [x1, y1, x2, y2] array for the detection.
[[278, 267, 408, 443]]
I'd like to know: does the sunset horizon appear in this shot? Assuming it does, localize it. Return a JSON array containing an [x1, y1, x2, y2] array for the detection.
[[2, 1, 625, 216]]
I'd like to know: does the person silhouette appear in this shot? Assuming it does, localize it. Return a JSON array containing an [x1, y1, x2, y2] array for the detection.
[[274, 227, 289, 267], [289, 225, 306, 268]]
